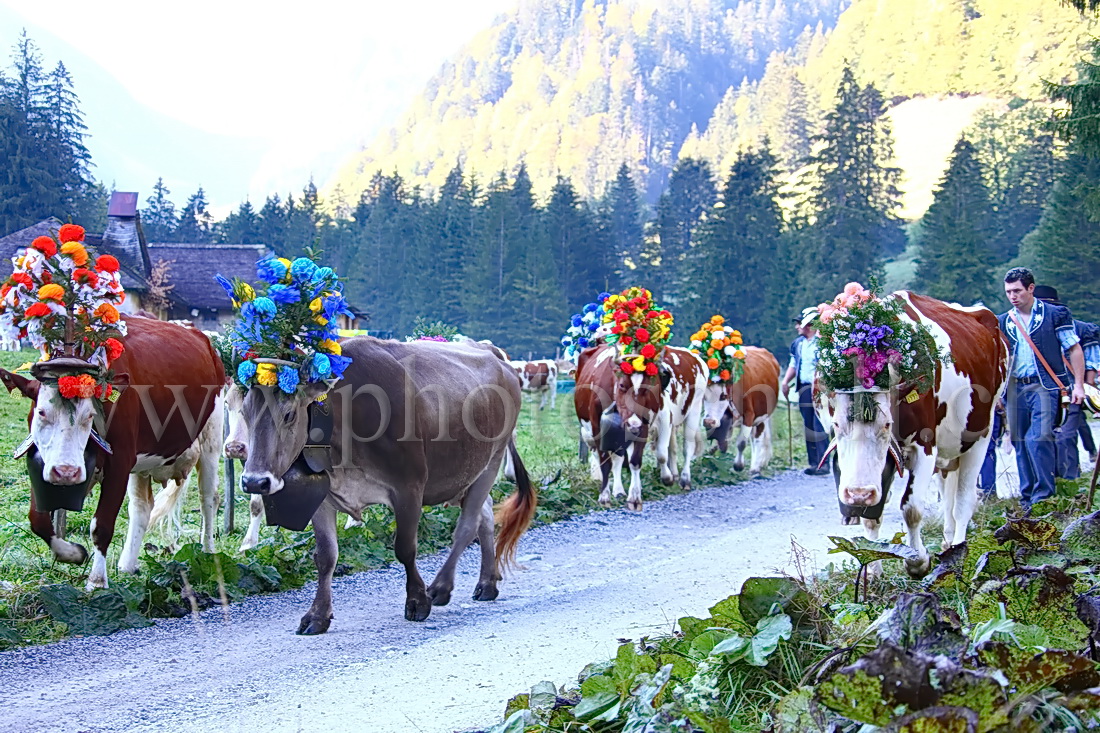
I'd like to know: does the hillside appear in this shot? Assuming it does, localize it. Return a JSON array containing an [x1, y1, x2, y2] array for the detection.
[[328, 0, 1094, 215]]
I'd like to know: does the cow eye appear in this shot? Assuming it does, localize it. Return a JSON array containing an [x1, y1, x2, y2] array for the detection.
[[283, 410, 295, 425]]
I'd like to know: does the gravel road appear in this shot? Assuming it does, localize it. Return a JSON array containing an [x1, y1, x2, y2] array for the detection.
[[0, 468, 909, 733]]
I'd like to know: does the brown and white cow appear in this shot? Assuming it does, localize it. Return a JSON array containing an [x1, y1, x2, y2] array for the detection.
[[237, 336, 537, 633], [820, 292, 1009, 577], [612, 346, 707, 509], [511, 359, 558, 410], [0, 316, 225, 588], [574, 343, 628, 506], [701, 346, 781, 475]]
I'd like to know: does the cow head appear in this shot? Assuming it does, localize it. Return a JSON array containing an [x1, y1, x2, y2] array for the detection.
[[613, 371, 663, 440], [239, 382, 329, 495], [1, 361, 127, 486], [701, 382, 732, 431], [832, 391, 902, 508], [222, 384, 249, 460]]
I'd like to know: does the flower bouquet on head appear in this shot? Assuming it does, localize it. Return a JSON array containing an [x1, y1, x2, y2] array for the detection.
[[0, 223, 127, 402], [406, 317, 458, 342], [689, 315, 746, 383], [602, 287, 674, 376], [560, 292, 611, 362], [218, 253, 354, 397], [815, 281, 944, 395]]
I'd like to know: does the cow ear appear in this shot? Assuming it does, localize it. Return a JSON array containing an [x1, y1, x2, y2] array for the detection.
[[0, 369, 39, 401], [658, 365, 672, 392], [110, 372, 131, 396]]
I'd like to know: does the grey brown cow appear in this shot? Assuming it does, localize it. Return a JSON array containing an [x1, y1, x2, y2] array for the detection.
[[237, 336, 537, 634]]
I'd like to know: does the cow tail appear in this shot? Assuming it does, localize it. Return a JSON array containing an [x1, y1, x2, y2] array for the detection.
[[495, 439, 538, 574]]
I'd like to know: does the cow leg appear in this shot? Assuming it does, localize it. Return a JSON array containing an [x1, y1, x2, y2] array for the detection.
[[901, 455, 934, 578], [598, 450, 614, 507], [239, 494, 265, 552], [626, 440, 645, 511], [680, 401, 704, 488], [946, 443, 987, 550], [428, 465, 498, 606], [734, 425, 749, 471], [118, 474, 154, 577], [90, 468, 130, 589], [549, 381, 556, 410], [473, 496, 501, 601], [197, 449, 218, 555], [610, 452, 626, 500], [344, 515, 364, 529], [298, 501, 338, 635], [394, 498, 431, 621], [750, 419, 773, 475], [33, 500, 86, 567], [862, 517, 883, 579], [655, 410, 675, 486]]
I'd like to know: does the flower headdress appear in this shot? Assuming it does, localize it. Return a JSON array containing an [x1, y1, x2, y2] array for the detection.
[[560, 292, 611, 362], [602, 287, 673, 376], [815, 281, 944, 393], [0, 224, 127, 401], [219, 255, 354, 395], [406, 317, 458, 342], [689, 315, 745, 383]]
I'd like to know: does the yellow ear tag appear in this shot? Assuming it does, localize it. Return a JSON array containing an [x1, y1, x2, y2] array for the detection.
[[13, 361, 33, 373], [905, 390, 920, 404], [107, 390, 121, 403]]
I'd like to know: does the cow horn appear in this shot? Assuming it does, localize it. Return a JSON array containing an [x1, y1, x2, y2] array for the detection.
[[887, 438, 905, 477], [816, 434, 839, 471]]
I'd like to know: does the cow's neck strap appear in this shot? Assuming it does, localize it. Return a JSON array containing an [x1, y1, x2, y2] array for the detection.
[[1009, 311, 1066, 391], [301, 400, 333, 473]]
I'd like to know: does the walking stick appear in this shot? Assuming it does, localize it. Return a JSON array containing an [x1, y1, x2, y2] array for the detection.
[[786, 390, 794, 468], [1087, 446, 1100, 511]]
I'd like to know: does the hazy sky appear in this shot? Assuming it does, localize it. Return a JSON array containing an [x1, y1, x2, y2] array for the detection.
[[0, 0, 515, 212]]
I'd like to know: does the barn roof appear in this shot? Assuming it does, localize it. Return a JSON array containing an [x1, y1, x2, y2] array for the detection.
[[147, 243, 271, 310], [0, 218, 63, 277]]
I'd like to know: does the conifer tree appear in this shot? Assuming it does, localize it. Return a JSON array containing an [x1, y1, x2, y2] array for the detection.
[[258, 194, 286, 252], [174, 187, 214, 243], [217, 199, 261, 243], [648, 158, 715, 308], [915, 137, 1000, 307], [425, 165, 478, 326], [141, 178, 178, 242], [600, 163, 643, 285]]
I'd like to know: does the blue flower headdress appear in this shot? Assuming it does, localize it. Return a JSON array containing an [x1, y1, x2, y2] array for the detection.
[[216, 255, 354, 394], [560, 292, 611, 362]]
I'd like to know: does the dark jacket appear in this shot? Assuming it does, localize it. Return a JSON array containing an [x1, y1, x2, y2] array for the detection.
[[789, 335, 807, 385], [999, 299, 1075, 391]]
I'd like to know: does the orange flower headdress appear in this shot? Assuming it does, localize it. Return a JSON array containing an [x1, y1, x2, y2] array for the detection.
[[689, 315, 745, 383]]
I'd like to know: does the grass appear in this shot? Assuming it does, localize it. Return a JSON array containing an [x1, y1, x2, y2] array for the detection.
[[0, 355, 808, 647]]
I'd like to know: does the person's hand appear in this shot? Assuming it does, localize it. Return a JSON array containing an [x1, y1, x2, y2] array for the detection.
[[779, 380, 789, 398], [1073, 383, 1086, 405]]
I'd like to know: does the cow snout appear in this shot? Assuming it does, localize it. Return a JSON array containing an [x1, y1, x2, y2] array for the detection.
[[841, 487, 878, 506], [49, 464, 83, 484], [703, 416, 718, 429], [242, 475, 271, 495], [224, 441, 247, 460]]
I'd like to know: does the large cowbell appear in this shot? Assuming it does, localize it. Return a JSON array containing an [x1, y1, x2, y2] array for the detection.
[[262, 399, 334, 532], [18, 437, 100, 513]]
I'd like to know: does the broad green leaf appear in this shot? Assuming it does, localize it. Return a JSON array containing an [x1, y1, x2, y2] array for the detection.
[[747, 614, 793, 666], [709, 633, 749, 658], [977, 643, 1097, 697], [38, 584, 152, 637], [612, 642, 656, 694], [486, 709, 530, 733], [708, 594, 746, 628], [738, 576, 812, 627], [874, 593, 967, 658], [774, 687, 829, 733], [993, 516, 1059, 549], [677, 615, 709, 642], [1061, 510, 1100, 562], [528, 680, 558, 711], [971, 551, 1014, 585], [828, 535, 919, 565], [691, 628, 737, 656]]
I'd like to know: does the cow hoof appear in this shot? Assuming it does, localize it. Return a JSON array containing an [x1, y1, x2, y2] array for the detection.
[[660, 475, 674, 487], [679, 477, 691, 489], [598, 496, 612, 508], [473, 583, 499, 601], [626, 499, 643, 511], [405, 596, 432, 622], [905, 556, 932, 579], [296, 612, 332, 635], [750, 472, 765, 480], [428, 586, 452, 607], [733, 462, 745, 472]]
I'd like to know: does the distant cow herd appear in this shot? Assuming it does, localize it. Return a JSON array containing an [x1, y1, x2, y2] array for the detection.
[[0, 290, 1011, 634]]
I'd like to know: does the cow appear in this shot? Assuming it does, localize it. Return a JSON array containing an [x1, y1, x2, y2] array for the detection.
[[236, 337, 537, 633], [820, 292, 1009, 577], [612, 345, 707, 509], [511, 359, 558, 410], [0, 316, 225, 588], [700, 346, 781, 475], [574, 343, 628, 507]]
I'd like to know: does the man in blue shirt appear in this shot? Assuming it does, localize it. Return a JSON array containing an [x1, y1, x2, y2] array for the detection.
[[999, 269, 1086, 510], [779, 307, 830, 476]]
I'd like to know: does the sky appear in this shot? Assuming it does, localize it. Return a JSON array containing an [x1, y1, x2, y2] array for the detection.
[[0, 0, 516, 213]]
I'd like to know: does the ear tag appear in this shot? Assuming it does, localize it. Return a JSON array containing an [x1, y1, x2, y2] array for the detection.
[[12, 434, 33, 459], [13, 361, 33, 373], [107, 390, 121, 403], [905, 390, 919, 404]]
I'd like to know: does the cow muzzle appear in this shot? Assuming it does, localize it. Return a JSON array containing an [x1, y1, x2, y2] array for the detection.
[[49, 464, 85, 485], [242, 472, 282, 495], [224, 441, 247, 460], [703, 416, 718, 429], [840, 486, 879, 506]]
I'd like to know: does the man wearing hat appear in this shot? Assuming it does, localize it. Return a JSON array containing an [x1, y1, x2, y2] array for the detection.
[[1033, 284, 1100, 479], [1000, 268, 1086, 511], [780, 307, 830, 475]]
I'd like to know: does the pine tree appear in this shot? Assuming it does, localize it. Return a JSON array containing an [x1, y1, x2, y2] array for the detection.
[[1048, 39, 1100, 159], [426, 165, 478, 325], [258, 194, 286, 251], [648, 157, 715, 308], [800, 67, 905, 300], [217, 199, 261, 243], [141, 178, 178, 242], [996, 132, 1057, 261], [600, 163, 643, 285], [544, 175, 610, 311], [687, 147, 784, 343], [173, 187, 213, 243], [41, 60, 91, 221], [915, 137, 1000, 307], [1019, 148, 1100, 322]]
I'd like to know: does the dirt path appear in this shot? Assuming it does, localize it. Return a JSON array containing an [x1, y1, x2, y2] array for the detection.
[[0, 469, 908, 733]]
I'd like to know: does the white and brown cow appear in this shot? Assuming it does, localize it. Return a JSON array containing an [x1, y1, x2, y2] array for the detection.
[[612, 345, 707, 509], [0, 316, 224, 588], [511, 359, 558, 410], [574, 343, 627, 506], [701, 346, 781, 475], [820, 292, 1009, 577]]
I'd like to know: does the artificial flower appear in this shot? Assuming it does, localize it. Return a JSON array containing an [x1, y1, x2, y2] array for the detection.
[[31, 236, 57, 257], [319, 339, 341, 355], [58, 374, 96, 399], [237, 360, 257, 386], [95, 254, 120, 273], [72, 268, 99, 288], [38, 284, 65, 302], [94, 303, 120, 324], [24, 303, 50, 318], [278, 365, 300, 394], [255, 363, 278, 387], [61, 242, 88, 266], [105, 337, 124, 363], [58, 224, 85, 243]]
